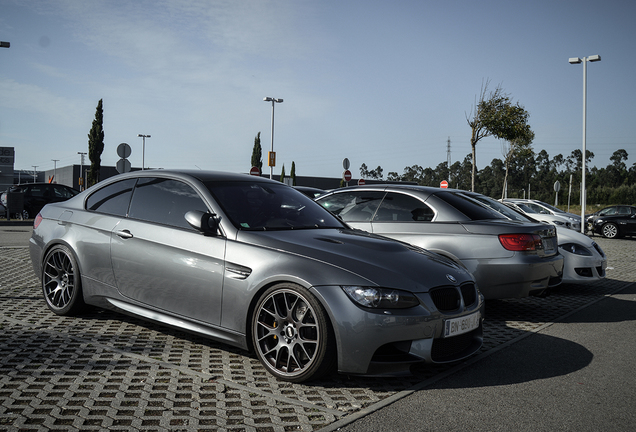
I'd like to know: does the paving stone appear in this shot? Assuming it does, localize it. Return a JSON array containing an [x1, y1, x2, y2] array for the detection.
[[1, 237, 633, 431]]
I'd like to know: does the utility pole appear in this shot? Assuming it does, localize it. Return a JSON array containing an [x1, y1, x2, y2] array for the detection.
[[32, 166, 38, 183], [446, 137, 451, 183]]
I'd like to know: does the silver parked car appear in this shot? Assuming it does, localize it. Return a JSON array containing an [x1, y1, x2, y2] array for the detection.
[[503, 199, 582, 232], [316, 185, 564, 300], [502, 201, 607, 284], [502, 200, 578, 231], [30, 170, 484, 382]]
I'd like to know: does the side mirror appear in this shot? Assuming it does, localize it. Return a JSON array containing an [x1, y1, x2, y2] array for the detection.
[[185, 210, 220, 236]]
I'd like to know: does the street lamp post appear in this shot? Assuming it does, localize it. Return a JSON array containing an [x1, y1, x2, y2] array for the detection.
[[569, 54, 601, 234], [137, 134, 151, 170], [52, 159, 59, 183], [263, 97, 283, 179], [0, 41, 9, 48], [78, 152, 87, 190]]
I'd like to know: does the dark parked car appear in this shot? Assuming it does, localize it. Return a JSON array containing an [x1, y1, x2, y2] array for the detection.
[[293, 186, 327, 199], [1, 183, 79, 219], [587, 205, 636, 238], [30, 170, 484, 382], [316, 185, 564, 300]]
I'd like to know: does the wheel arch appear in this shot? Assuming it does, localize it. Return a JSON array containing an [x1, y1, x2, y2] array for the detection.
[[243, 278, 338, 357]]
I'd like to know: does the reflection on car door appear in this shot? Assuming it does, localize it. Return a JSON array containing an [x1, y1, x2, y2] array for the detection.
[[110, 178, 226, 324]]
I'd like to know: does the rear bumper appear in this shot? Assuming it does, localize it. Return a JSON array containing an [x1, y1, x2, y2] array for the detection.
[[467, 253, 564, 299]]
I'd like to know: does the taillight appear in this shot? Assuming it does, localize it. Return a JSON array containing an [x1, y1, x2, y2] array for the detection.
[[33, 213, 43, 229], [499, 233, 542, 251]]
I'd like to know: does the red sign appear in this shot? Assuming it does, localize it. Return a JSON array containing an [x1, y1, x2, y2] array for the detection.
[[343, 170, 352, 182], [250, 166, 261, 176], [358, 179, 366, 186], [440, 180, 449, 188]]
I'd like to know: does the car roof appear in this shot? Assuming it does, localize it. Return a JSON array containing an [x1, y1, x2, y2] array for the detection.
[[96, 169, 282, 185], [330, 183, 452, 198]]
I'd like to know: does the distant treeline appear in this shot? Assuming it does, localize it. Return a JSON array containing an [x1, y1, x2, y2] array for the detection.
[[361, 148, 635, 205]]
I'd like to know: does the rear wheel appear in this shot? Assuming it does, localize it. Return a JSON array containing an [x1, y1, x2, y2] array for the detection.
[[252, 283, 336, 382], [601, 222, 619, 239], [42, 245, 85, 315]]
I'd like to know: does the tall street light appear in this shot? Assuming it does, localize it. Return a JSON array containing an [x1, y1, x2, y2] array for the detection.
[[569, 54, 601, 234], [263, 97, 283, 179], [0, 41, 9, 48], [78, 152, 87, 190], [52, 159, 59, 183], [137, 134, 151, 170]]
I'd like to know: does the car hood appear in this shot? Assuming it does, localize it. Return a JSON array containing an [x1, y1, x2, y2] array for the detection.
[[557, 228, 595, 247], [235, 228, 473, 292]]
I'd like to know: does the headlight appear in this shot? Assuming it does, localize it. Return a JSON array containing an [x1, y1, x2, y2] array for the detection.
[[559, 243, 592, 256], [552, 220, 565, 226], [341, 286, 420, 309]]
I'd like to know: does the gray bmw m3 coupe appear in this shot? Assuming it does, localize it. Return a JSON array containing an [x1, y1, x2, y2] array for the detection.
[[30, 170, 484, 382]]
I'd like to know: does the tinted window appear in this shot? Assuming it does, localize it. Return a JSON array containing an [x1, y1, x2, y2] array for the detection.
[[374, 192, 434, 222], [128, 178, 209, 230], [86, 179, 136, 216], [436, 192, 512, 221], [599, 207, 617, 216], [467, 193, 531, 222], [25, 185, 47, 198], [318, 191, 385, 222], [207, 181, 343, 230], [53, 185, 78, 199]]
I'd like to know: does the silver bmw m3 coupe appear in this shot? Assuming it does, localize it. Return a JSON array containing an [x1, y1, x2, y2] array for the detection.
[[30, 170, 484, 382]]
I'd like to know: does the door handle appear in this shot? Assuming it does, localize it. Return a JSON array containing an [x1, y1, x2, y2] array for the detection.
[[115, 230, 133, 239]]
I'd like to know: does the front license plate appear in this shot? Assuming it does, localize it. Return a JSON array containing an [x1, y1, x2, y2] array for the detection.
[[444, 311, 481, 337]]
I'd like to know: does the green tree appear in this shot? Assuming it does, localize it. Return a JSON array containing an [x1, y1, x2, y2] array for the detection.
[[251, 132, 263, 173], [466, 81, 508, 191], [496, 103, 535, 198], [279, 164, 286, 183], [87, 99, 104, 187], [290, 161, 297, 186], [360, 163, 384, 179]]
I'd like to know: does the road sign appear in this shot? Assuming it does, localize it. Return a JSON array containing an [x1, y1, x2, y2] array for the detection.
[[554, 180, 561, 192], [358, 178, 366, 186], [117, 143, 132, 159], [440, 180, 449, 188], [250, 166, 261, 176], [343, 158, 350, 170], [116, 158, 131, 174], [268, 151, 276, 167], [343, 170, 352, 182]]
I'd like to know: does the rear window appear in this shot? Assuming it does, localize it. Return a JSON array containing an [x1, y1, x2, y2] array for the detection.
[[86, 179, 136, 216], [435, 191, 528, 221]]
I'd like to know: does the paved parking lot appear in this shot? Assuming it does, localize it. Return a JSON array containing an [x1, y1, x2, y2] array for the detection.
[[1, 226, 634, 431]]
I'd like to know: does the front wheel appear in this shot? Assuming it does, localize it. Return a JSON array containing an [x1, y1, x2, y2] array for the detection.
[[42, 245, 85, 315], [601, 222, 619, 239], [252, 283, 336, 382]]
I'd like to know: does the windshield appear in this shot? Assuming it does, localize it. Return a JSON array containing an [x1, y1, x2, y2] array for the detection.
[[515, 203, 538, 214], [205, 181, 344, 231]]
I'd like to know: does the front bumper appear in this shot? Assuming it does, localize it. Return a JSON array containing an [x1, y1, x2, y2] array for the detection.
[[312, 285, 484, 376], [560, 250, 607, 283]]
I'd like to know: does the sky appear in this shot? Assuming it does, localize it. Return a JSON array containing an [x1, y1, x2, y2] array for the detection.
[[1, 0, 635, 181]]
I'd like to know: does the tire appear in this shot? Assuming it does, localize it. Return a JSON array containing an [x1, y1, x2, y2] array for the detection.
[[601, 222, 619, 239], [42, 245, 85, 315], [252, 283, 336, 382]]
